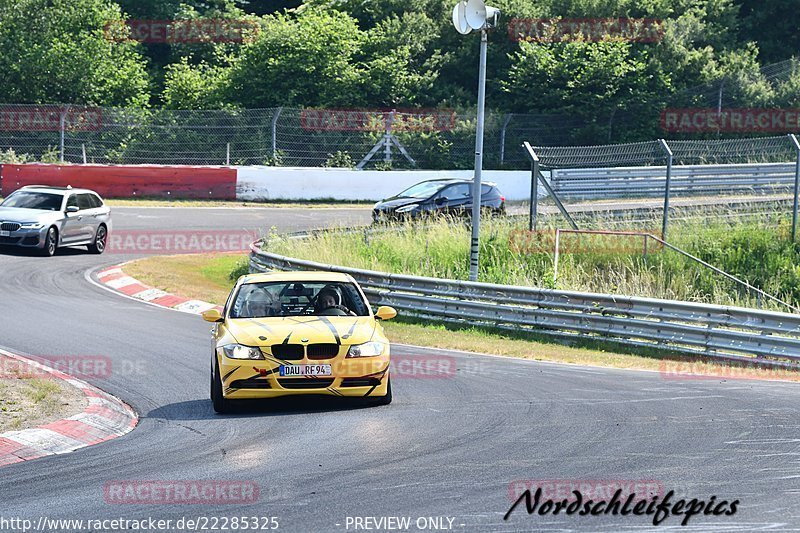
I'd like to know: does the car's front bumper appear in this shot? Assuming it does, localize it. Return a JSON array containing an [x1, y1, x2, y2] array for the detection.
[[0, 226, 48, 249], [218, 352, 391, 400]]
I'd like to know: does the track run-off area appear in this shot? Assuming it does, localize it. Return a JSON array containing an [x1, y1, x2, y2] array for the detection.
[[2, 206, 800, 532]]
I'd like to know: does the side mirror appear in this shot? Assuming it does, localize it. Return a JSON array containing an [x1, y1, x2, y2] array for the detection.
[[66, 206, 79, 213], [435, 196, 448, 205], [202, 309, 224, 323], [375, 306, 397, 321]]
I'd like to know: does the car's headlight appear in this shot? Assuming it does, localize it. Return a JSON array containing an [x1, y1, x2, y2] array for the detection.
[[347, 341, 386, 358], [222, 344, 264, 360], [20, 222, 44, 229], [395, 204, 419, 213]]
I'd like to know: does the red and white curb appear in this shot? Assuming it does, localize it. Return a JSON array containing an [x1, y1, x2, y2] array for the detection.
[[0, 349, 137, 467], [95, 264, 223, 315]]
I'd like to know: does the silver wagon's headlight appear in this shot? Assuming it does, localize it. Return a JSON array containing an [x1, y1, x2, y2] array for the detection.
[[347, 342, 386, 358], [395, 204, 419, 213], [222, 344, 264, 360]]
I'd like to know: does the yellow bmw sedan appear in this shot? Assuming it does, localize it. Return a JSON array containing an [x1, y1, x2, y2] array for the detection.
[[202, 271, 397, 413]]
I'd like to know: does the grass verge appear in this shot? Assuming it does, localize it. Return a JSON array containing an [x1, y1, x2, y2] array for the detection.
[[263, 207, 800, 312], [0, 363, 87, 433], [121, 253, 800, 382]]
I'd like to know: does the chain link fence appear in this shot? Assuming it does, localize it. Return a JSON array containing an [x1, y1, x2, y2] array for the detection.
[[0, 103, 798, 170]]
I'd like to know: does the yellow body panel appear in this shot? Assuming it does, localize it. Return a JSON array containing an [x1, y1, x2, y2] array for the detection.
[[210, 271, 392, 402]]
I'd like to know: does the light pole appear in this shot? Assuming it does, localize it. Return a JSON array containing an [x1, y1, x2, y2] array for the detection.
[[453, 0, 500, 282]]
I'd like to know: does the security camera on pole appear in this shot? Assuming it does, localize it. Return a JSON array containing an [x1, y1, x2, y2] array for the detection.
[[453, 0, 500, 281]]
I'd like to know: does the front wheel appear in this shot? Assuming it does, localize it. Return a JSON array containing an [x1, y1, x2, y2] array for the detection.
[[39, 227, 57, 257], [211, 358, 234, 414], [87, 225, 107, 254]]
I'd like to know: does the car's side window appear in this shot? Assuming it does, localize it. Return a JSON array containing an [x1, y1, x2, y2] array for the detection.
[[66, 194, 79, 210], [442, 184, 470, 199], [90, 194, 104, 208], [77, 194, 94, 210]]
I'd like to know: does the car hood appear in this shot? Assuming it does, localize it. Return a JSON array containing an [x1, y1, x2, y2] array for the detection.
[[375, 197, 424, 210], [227, 315, 377, 347], [0, 207, 61, 223]]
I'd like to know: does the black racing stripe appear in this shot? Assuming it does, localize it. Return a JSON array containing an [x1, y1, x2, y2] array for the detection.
[[281, 332, 292, 344], [222, 366, 240, 383], [318, 316, 341, 345], [341, 319, 359, 340], [363, 366, 390, 397], [354, 363, 390, 380], [328, 387, 344, 397], [262, 355, 286, 366]]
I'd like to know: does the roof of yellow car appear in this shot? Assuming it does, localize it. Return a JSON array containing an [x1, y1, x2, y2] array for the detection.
[[240, 271, 354, 284]]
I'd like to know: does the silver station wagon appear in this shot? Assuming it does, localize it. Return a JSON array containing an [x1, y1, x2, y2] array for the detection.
[[0, 185, 111, 256]]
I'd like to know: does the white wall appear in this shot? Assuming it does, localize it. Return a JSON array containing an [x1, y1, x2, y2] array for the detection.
[[235, 166, 541, 201]]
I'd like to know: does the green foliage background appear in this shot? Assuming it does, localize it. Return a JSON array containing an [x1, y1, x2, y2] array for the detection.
[[0, 0, 798, 144]]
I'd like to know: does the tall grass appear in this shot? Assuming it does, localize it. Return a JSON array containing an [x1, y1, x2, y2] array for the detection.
[[262, 207, 800, 312]]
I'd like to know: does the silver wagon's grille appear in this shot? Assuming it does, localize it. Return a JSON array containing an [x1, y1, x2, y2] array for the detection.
[[0, 222, 21, 232]]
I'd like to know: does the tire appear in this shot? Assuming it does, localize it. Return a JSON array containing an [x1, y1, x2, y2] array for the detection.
[[87, 225, 107, 254], [211, 358, 233, 414], [39, 227, 57, 257], [368, 376, 392, 406]]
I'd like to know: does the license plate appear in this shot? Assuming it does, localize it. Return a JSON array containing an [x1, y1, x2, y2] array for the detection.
[[279, 364, 332, 377], [0, 231, 8, 237]]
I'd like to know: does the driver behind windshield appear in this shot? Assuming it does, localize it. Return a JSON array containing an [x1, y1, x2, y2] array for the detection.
[[314, 287, 356, 316]]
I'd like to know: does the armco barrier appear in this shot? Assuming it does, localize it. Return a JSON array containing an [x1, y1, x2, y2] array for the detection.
[[0, 163, 237, 199], [550, 162, 796, 199], [249, 243, 800, 368]]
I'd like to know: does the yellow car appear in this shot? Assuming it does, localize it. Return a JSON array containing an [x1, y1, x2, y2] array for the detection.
[[202, 271, 397, 413]]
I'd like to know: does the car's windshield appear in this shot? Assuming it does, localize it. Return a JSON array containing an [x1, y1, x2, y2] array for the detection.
[[1, 191, 62, 211], [395, 180, 449, 199], [230, 281, 370, 318]]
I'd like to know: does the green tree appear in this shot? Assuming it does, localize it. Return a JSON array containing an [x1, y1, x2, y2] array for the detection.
[[223, 9, 365, 107], [0, 0, 150, 106]]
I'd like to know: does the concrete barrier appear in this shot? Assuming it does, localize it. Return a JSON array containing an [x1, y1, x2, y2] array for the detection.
[[0, 164, 533, 201], [0, 163, 237, 199], [235, 166, 533, 201]]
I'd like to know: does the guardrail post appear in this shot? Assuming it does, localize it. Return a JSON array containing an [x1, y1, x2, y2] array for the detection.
[[226, 143, 230, 165], [790, 134, 800, 242], [659, 139, 674, 240]]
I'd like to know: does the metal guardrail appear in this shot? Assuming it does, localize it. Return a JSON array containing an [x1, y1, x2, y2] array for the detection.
[[549, 162, 797, 199], [249, 242, 800, 368]]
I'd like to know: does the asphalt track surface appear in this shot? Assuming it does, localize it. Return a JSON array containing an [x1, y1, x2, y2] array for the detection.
[[2, 207, 800, 532]]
